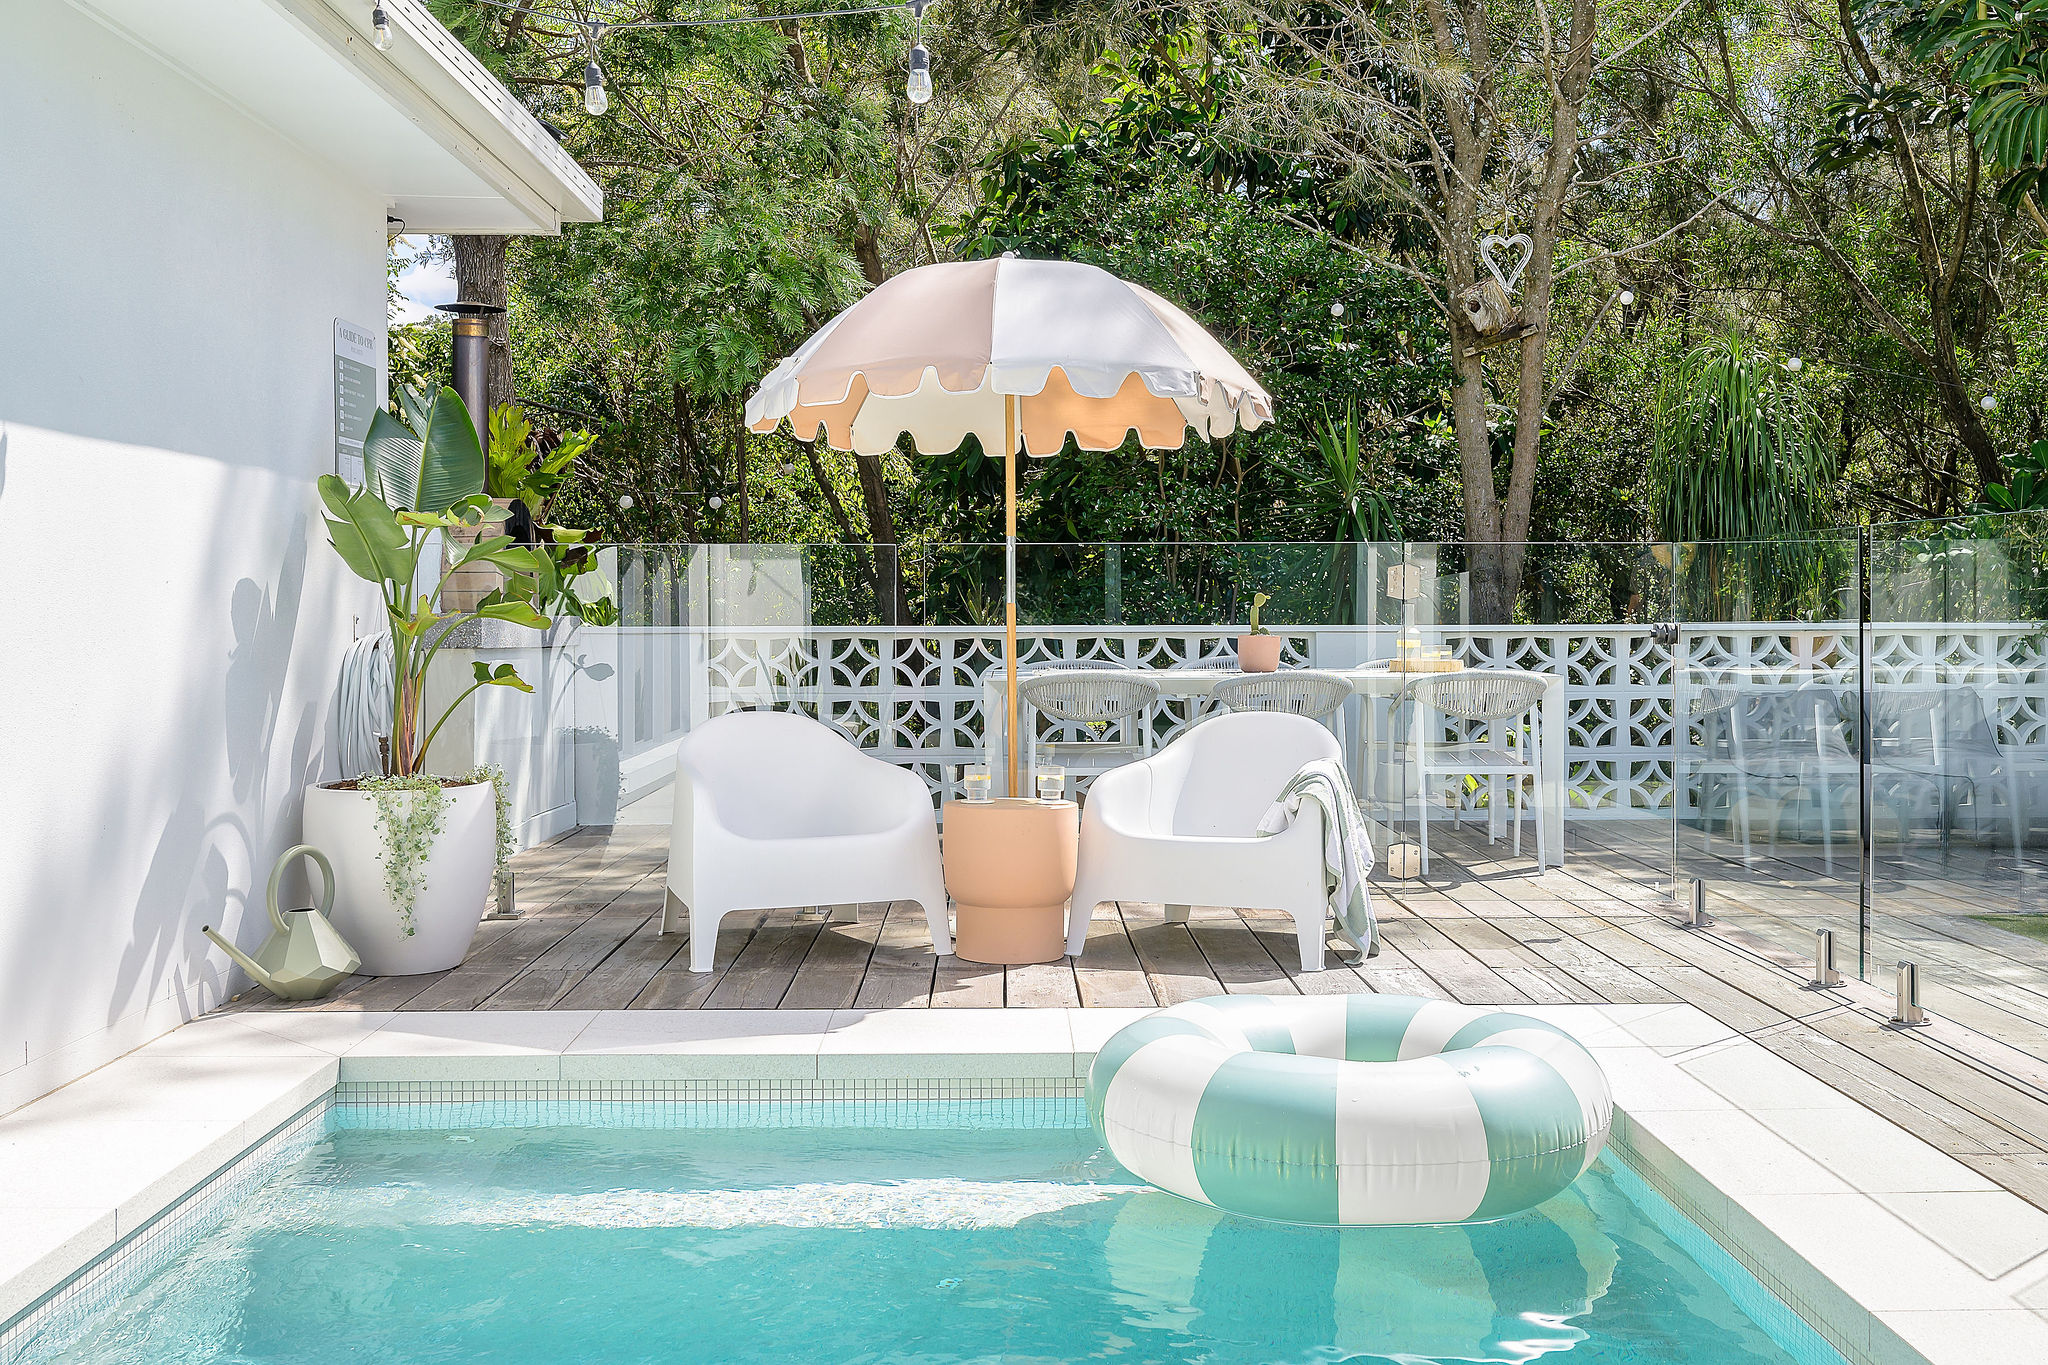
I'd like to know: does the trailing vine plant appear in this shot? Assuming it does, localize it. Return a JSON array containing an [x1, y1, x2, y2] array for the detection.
[[357, 774, 450, 937], [463, 763, 514, 897]]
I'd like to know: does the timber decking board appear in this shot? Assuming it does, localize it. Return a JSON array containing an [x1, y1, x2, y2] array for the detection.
[[212, 817, 2048, 1218]]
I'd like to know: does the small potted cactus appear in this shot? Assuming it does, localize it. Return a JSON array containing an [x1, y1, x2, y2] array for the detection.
[[1237, 592, 1283, 672]]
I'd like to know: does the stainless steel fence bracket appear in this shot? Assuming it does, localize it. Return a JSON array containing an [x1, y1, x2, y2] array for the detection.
[[1890, 960, 1930, 1026], [1810, 928, 1845, 989], [1677, 878, 1713, 929]]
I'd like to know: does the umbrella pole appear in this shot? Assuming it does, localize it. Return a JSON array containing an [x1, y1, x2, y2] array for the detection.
[[1005, 393, 1020, 798]]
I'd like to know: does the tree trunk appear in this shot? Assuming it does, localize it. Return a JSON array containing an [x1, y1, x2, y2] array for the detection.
[[452, 236, 513, 413], [854, 453, 911, 624], [672, 382, 701, 542], [734, 412, 751, 542]]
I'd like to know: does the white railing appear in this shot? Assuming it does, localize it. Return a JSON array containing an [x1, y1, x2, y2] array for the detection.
[[593, 620, 2048, 821]]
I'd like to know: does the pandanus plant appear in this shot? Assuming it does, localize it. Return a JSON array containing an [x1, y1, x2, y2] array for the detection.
[[318, 387, 553, 776]]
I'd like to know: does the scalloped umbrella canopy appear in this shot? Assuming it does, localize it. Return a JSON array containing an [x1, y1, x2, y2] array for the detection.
[[745, 257, 1274, 795], [744, 257, 1272, 455]]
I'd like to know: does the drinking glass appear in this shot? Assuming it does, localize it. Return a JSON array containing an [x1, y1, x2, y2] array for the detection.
[[1036, 764, 1067, 802], [962, 764, 993, 802]]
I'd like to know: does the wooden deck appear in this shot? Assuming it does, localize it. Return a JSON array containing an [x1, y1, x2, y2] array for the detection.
[[219, 814, 2048, 1213]]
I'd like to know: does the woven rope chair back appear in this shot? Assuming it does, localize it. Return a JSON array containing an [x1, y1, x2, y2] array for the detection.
[[1406, 673, 1547, 723], [1212, 670, 1354, 722], [1018, 669, 1161, 723]]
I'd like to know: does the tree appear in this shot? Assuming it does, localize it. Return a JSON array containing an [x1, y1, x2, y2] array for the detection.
[[1216, 0, 1721, 619], [1674, 0, 2010, 490]]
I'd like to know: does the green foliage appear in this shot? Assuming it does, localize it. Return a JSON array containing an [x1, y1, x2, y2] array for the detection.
[[319, 387, 553, 776], [485, 404, 592, 510], [1976, 439, 2048, 511], [1316, 405, 1402, 543], [464, 762, 514, 901], [357, 775, 449, 937], [1897, 0, 2048, 208], [1651, 335, 1834, 544]]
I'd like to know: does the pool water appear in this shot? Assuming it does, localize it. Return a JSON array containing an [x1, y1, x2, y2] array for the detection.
[[21, 1100, 1840, 1365]]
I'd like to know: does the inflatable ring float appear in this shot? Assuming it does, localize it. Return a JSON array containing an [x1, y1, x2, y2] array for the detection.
[[1088, 994, 1612, 1225]]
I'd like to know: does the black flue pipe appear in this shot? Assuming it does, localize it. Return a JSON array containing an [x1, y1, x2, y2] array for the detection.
[[436, 300, 505, 450]]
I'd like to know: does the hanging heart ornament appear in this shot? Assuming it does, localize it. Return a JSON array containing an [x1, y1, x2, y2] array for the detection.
[[1480, 233, 1534, 296]]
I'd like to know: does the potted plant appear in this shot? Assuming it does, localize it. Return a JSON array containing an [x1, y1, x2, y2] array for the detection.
[[1237, 591, 1283, 672], [446, 402, 600, 612], [306, 386, 551, 975]]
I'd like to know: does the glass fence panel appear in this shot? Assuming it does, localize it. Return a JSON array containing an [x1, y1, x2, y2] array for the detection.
[[1867, 512, 2048, 1057], [1669, 533, 1865, 973]]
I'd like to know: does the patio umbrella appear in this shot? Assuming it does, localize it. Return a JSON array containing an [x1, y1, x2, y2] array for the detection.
[[744, 256, 1274, 794]]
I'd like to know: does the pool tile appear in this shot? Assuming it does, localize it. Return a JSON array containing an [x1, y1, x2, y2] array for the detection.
[[563, 1011, 829, 1080], [819, 1009, 1074, 1078], [0, 1206, 117, 1323], [339, 1011, 597, 1080]]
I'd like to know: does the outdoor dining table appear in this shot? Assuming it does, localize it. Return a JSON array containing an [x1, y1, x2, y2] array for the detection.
[[980, 663, 1567, 868]]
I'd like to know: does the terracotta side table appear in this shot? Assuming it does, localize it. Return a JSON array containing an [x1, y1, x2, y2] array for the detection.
[[942, 798, 1079, 964]]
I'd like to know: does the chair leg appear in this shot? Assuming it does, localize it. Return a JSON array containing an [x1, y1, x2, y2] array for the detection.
[[1533, 773, 1548, 869], [1164, 904, 1193, 924], [915, 895, 953, 957], [1296, 910, 1326, 972], [1420, 777, 1432, 877], [827, 904, 860, 923], [1512, 776, 1523, 857], [661, 887, 687, 935], [688, 906, 726, 972]]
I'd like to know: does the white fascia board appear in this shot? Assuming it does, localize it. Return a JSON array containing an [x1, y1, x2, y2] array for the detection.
[[275, 0, 603, 232]]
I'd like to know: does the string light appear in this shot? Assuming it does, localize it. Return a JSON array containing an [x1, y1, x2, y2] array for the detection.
[[388, 0, 946, 115], [907, 42, 932, 104]]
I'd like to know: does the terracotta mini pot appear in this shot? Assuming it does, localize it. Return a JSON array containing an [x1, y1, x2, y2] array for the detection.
[[1237, 634, 1283, 672]]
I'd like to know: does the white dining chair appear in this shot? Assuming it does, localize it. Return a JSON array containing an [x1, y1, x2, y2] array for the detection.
[[1395, 673, 1548, 873], [1017, 665, 1162, 786]]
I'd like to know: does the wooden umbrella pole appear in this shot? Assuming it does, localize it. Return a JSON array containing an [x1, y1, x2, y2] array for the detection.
[[1005, 393, 1020, 797]]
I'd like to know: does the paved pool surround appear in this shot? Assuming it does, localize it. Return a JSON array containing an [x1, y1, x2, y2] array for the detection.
[[1, 1004, 2044, 1365]]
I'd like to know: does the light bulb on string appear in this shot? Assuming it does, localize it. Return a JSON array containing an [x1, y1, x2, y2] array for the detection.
[[584, 60, 609, 116], [371, 6, 393, 50], [907, 43, 932, 105]]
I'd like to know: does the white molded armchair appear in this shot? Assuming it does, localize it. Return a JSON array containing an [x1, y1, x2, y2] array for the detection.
[[664, 711, 949, 971], [1069, 712, 1345, 971]]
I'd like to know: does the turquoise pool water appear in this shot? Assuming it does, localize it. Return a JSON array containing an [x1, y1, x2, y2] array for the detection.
[[20, 1099, 1841, 1365]]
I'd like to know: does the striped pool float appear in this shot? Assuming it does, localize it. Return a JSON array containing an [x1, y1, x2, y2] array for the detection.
[[1088, 995, 1612, 1225]]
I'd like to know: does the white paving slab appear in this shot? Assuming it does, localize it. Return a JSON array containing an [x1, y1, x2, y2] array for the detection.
[[564, 1011, 830, 1079], [338, 1011, 599, 1080], [819, 1008, 1075, 1078], [0, 1207, 117, 1324]]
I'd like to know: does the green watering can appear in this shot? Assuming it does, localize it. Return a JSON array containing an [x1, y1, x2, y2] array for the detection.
[[203, 845, 361, 1000]]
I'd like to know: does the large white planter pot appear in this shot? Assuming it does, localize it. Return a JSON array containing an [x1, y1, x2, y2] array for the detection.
[[304, 780, 494, 975]]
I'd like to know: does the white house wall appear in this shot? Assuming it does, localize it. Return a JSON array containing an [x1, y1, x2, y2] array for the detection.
[[0, 2, 386, 1111]]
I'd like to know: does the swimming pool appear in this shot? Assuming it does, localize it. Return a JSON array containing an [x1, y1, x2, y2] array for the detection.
[[12, 1093, 1842, 1364]]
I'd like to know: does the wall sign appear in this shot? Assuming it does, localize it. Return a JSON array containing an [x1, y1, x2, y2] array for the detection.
[[333, 317, 380, 484]]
